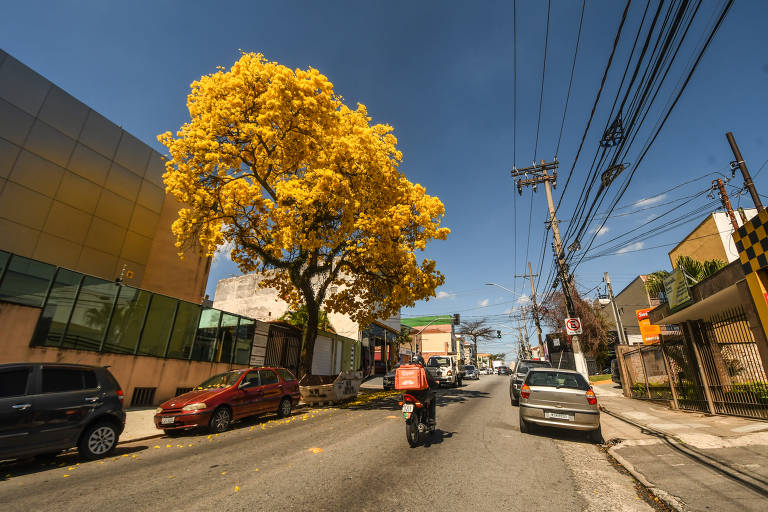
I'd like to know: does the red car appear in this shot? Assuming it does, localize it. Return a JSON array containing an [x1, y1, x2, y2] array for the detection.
[[154, 367, 300, 434]]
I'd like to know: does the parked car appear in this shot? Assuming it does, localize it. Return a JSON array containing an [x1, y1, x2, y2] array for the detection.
[[496, 366, 511, 375], [463, 364, 479, 380], [510, 359, 553, 405], [154, 367, 300, 434], [518, 368, 602, 442], [611, 358, 622, 385], [0, 363, 126, 461], [383, 363, 400, 390]]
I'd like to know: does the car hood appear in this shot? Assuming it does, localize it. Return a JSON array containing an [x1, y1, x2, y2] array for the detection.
[[160, 388, 230, 409]]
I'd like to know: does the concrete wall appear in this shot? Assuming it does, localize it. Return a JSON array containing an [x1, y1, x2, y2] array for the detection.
[[0, 49, 208, 303], [0, 301, 247, 406], [668, 211, 757, 267], [213, 272, 400, 341]]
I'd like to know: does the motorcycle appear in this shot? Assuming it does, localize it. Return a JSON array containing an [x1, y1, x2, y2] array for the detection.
[[399, 393, 434, 447]]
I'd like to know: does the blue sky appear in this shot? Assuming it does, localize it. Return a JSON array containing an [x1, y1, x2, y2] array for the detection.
[[3, 1, 767, 360]]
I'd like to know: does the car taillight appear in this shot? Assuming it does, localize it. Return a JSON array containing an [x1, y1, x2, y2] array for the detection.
[[520, 384, 530, 399], [117, 389, 124, 401], [586, 389, 597, 405]]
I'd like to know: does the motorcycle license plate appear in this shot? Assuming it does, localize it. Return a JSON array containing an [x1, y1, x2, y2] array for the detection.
[[402, 404, 414, 413]]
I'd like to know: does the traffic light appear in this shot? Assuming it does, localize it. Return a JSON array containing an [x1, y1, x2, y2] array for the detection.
[[496, 330, 502, 338]]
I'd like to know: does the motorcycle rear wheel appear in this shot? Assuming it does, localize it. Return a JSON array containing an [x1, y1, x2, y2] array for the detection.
[[406, 418, 420, 447]]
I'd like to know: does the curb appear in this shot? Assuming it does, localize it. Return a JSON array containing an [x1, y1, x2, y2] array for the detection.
[[600, 405, 768, 499], [606, 446, 687, 512], [118, 433, 163, 445]]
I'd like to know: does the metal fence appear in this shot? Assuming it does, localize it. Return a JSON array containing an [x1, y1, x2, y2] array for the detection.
[[623, 345, 674, 401], [696, 308, 768, 419], [619, 306, 768, 420], [265, 324, 302, 377]]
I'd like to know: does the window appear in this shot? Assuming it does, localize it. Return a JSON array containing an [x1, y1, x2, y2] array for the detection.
[[42, 368, 89, 393], [234, 318, 255, 365], [191, 309, 221, 362], [136, 294, 176, 357], [83, 370, 98, 389], [0, 368, 30, 398], [217, 314, 239, 363], [526, 371, 589, 391], [167, 302, 200, 359], [242, 371, 260, 387], [104, 286, 151, 354], [259, 370, 279, 385], [276, 369, 296, 382], [62, 276, 118, 351], [31, 269, 81, 347], [0, 255, 56, 307], [195, 371, 243, 389]]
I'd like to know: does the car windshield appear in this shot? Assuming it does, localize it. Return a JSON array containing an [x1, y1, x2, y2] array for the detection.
[[428, 357, 450, 367], [195, 371, 243, 390], [526, 371, 589, 390], [518, 361, 550, 374], [465, 365, 475, 371]]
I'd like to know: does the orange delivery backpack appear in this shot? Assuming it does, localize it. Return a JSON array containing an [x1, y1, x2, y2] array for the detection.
[[395, 364, 429, 391]]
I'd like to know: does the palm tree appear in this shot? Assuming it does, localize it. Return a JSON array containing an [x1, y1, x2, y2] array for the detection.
[[280, 304, 335, 333], [645, 256, 726, 296]]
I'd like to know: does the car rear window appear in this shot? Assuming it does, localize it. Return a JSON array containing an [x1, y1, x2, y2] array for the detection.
[[259, 370, 279, 385], [465, 365, 475, 371], [428, 357, 450, 367], [517, 361, 551, 374], [526, 371, 589, 390]]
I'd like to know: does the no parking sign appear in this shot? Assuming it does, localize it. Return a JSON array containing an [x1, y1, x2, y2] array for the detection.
[[565, 317, 582, 335]]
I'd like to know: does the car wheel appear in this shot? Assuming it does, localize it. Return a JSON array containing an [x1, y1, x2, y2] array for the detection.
[[519, 414, 531, 434], [277, 397, 292, 418], [589, 425, 603, 444], [209, 406, 232, 434], [510, 395, 519, 406], [78, 422, 118, 459]]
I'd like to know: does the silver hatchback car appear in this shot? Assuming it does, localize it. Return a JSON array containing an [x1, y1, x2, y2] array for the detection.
[[518, 368, 602, 442]]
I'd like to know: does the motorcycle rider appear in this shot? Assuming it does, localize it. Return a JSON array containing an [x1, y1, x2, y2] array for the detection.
[[410, 353, 437, 428]]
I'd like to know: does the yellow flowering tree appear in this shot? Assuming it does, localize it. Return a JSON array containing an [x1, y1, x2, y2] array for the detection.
[[159, 53, 449, 377]]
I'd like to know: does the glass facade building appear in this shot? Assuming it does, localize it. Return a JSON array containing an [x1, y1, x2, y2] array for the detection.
[[0, 250, 254, 365]]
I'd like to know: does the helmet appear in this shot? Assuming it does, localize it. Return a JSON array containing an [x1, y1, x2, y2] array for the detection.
[[412, 354, 426, 366]]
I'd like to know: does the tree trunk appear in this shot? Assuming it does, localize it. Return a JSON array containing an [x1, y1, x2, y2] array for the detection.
[[474, 339, 478, 366], [298, 299, 320, 379]]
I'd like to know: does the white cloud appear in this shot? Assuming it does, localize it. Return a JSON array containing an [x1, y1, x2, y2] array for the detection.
[[211, 240, 235, 271], [634, 194, 667, 207], [617, 242, 645, 254], [479, 298, 489, 307], [436, 291, 456, 300], [517, 294, 530, 304], [597, 226, 609, 237], [503, 307, 515, 314]]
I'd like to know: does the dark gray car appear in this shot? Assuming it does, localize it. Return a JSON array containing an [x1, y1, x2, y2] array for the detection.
[[510, 359, 552, 405], [0, 363, 125, 461]]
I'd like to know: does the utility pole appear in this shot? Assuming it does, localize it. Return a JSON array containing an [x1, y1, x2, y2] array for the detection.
[[512, 159, 590, 378], [604, 272, 626, 345], [726, 132, 764, 212], [515, 262, 545, 359], [712, 178, 739, 230]]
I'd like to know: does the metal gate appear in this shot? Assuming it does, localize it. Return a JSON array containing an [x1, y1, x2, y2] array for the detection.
[[265, 324, 301, 377], [694, 308, 768, 419], [661, 334, 710, 413]]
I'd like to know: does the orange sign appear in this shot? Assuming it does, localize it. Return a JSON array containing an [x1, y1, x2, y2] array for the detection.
[[636, 308, 660, 344]]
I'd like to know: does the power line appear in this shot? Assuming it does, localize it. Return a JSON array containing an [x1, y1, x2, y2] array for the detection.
[[533, 0, 551, 161], [555, 0, 586, 159]]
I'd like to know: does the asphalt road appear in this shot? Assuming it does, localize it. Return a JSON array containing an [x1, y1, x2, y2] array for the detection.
[[0, 376, 654, 511]]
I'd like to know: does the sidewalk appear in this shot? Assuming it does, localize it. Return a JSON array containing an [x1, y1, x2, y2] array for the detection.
[[593, 382, 768, 511]]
